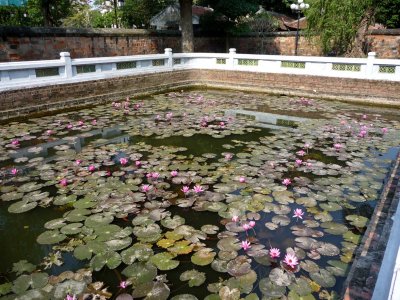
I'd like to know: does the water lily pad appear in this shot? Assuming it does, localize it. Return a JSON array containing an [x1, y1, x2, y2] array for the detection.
[[73, 240, 106, 260], [219, 286, 240, 300], [180, 269, 206, 287], [269, 268, 295, 287], [288, 277, 312, 296], [90, 250, 122, 271], [345, 215, 368, 228], [132, 281, 170, 300], [227, 255, 251, 277], [316, 242, 340, 256], [171, 295, 199, 300], [12, 260, 36, 276], [36, 230, 67, 244], [150, 252, 179, 270], [320, 222, 348, 235], [309, 269, 336, 288], [8, 200, 37, 214], [12, 273, 48, 294], [161, 215, 185, 229], [60, 223, 83, 235], [122, 262, 157, 285], [259, 278, 286, 298], [85, 214, 114, 227], [52, 280, 86, 300], [168, 240, 194, 255], [192, 248, 216, 266]]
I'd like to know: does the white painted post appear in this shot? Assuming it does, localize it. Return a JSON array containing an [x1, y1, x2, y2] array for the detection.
[[60, 52, 72, 78], [366, 52, 376, 79], [165, 48, 173, 69], [0, 71, 10, 81], [229, 48, 236, 69]]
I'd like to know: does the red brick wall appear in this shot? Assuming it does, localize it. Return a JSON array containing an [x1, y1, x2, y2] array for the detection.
[[1, 27, 399, 62]]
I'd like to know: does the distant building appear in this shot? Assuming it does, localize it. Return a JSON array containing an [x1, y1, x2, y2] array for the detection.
[[150, 4, 213, 30], [0, 0, 27, 6]]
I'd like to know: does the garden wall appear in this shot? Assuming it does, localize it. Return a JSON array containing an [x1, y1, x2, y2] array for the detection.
[[0, 27, 399, 62], [0, 68, 399, 119]]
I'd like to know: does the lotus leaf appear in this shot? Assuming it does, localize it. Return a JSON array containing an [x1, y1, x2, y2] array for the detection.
[[296, 197, 317, 207], [8, 200, 37, 214], [161, 215, 185, 229], [345, 215, 368, 228], [165, 231, 183, 241], [211, 258, 229, 273], [291, 225, 324, 238], [168, 240, 194, 255], [1, 192, 24, 202], [90, 250, 122, 271], [319, 202, 342, 212], [121, 262, 157, 285], [227, 255, 251, 277], [180, 269, 206, 287], [52, 280, 86, 300], [272, 215, 290, 226], [95, 224, 125, 241], [120, 243, 153, 264], [44, 218, 66, 230], [12, 273, 48, 295], [320, 222, 348, 235], [37, 230, 67, 245], [157, 239, 175, 249], [150, 252, 179, 270], [269, 268, 295, 287], [203, 202, 227, 212], [12, 260, 36, 276], [309, 269, 336, 288], [191, 248, 216, 266], [259, 278, 286, 298], [300, 260, 320, 273]]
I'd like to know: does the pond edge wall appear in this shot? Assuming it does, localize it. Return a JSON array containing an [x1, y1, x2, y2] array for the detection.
[[0, 68, 399, 120]]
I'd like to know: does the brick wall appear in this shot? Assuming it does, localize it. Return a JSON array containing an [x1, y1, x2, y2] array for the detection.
[[0, 69, 398, 119], [1, 27, 399, 62]]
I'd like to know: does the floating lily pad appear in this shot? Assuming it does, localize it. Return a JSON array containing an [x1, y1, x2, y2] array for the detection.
[[12, 273, 48, 294], [132, 281, 170, 300], [320, 222, 348, 235], [37, 230, 67, 245], [191, 248, 216, 266], [150, 252, 179, 270], [122, 262, 157, 285], [309, 269, 336, 288], [121, 243, 154, 264], [90, 250, 122, 271], [269, 268, 295, 287], [345, 215, 368, 228], [180, 269, 206, 287], [8, 200, 37, 214]]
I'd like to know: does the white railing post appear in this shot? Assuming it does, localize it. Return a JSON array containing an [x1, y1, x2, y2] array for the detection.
[[229, 48, 236, 69], [165, 48, 173, 69], [60, 52, 73, 78], [366, 52, 376, 79]]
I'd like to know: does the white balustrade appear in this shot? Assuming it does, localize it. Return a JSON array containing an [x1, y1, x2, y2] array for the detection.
[[0, 49, 399, 92]]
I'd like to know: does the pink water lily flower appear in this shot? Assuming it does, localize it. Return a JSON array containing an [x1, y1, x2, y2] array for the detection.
[[382, 127, 388, 134], [295, 159, 302, 166], [296, 150, 306, 156], [11, 139, 20, 146], [284, 253, 299, 269], [119, 280, 128, 289], [78, 120, 84, 126], [362, 114, 367, 119], [241, 240, 251, 251], [358, 130, 367, 138], [270, 248, 280, 259], [91, 119, 97, 125], [243, 223, 250, 231], [11, 168, 18, 175], [60, 178, 68, 187], [88, 165, 96, 172], [333, 143, 342, 151], [220, 121, 225, 128], [141, 184, 152, 193], [181, 186, 190, 194], [232, 215, 239, 222], [119, 157, 128, 165], [224, 153, 233, 161], [293, 208, 304, 220], [170, 170, 178, 177], [151, 172, 160, 179], [65, 294, 77, 300], [239, 176, 246, 183], [282, 178, 291, 186], [249, 221, 256, 228], [66, 124, 73, 129], [75, 159, 82, 165], [193, 185, 204, 194], [46, 130, 53, 135], [135, 160, 142, 167]]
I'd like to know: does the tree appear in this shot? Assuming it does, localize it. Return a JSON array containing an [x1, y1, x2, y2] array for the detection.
[[375, 0, 400, 28], [305, 0, 399, 57], [179, 0, 194, 52]]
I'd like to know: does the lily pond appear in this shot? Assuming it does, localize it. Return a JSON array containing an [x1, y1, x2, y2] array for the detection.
[[0, 89, 400, 300]]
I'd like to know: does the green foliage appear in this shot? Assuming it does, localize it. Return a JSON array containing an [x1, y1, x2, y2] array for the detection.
[[375, 0, 400, 28], [0, 6, 28, 26], [121, 0, 175, 28], [305, 0, 373, 55]]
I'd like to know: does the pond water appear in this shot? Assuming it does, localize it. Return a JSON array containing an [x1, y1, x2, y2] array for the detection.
[[0, 89, 399, 300]]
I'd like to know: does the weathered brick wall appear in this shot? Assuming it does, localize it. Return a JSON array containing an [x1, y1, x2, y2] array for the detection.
[[1, 27, 399, 62], [0, 69, 398, 119]]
